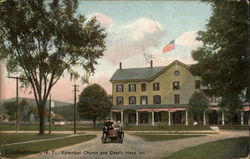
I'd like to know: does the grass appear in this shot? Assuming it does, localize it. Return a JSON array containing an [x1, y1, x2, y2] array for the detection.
[[0, 123, 102, 131], [164, 137, 249, 159], [219, 125, 250, 130], [0, 124, 212, 131], [0, 133, 68, 145], [133, 134, 205, 141], [131, 131, 218, 135], [0, 134, 97, 158], [124, 125, 212, 131]]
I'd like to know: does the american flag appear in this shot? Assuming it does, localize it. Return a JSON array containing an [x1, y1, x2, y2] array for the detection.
[[162, 40, 175, 53]]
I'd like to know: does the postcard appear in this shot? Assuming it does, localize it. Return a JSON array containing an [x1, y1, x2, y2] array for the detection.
[[0, 0, 249, 159]]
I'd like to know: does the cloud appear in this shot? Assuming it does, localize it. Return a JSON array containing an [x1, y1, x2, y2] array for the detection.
[[123, 18, 163, 41], [175, 31, 202, 48], [104, 18, 166, 64], [89, 13, 113, 28]]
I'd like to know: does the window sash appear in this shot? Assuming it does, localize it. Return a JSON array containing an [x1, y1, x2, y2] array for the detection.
[[129, 96, 136, 104], [153, 82, 160, 91], [141, 96, 148, 105], [153, 95, 161, 104], [116, 84, 123, 92], [141, 83, 146, 91], [195, 80, 201, 89], [174, 94, 180, 104], [173, 81, 180, 90], [117, 97, 123, 105], [129, 84, 136, 92]]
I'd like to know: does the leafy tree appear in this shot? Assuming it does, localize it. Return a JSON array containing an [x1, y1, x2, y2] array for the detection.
[[3, 101, 17, 121], [77, 84, 112, 126], [189, 91, 209, 124], [0, 0, 106, 134], [191, 0, 249, 112]]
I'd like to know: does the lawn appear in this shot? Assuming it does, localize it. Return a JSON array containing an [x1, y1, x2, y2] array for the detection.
[[124, 125, 212, 131], [0, 133, 68, 145], [164, 137, 249, 159], [219, 125, 249, 130], [133, 134, 205, 142], [0, 123, 102, 131], [0, 124, 212, 131], [0, 134, 97, 158]]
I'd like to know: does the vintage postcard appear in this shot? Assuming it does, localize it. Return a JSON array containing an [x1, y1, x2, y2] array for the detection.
[[0, 0, 249, 159]]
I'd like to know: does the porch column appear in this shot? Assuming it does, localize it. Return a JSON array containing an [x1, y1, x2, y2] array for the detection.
[[185, 109, 188, 126], [168, 111, 171, 126], [152, 111, 155, 126], [121, 110, 124, 126], [241, 111, 244, 125], [136, 110, 138, 126], [222, 111, 225, 125], [203, 111, 206, 125]]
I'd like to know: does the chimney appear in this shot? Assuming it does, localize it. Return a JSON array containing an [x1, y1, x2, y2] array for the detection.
[[119, 62, 122, 70], [150, 60, 153, 68]]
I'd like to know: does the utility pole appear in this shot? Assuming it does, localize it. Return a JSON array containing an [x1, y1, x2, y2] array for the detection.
[[8, 76, 27, 134], [73, 84, 79, 134], [49, 94, 52, 134]]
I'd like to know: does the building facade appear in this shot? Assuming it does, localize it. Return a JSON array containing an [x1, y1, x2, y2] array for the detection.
[[110, 60, 249, 126]]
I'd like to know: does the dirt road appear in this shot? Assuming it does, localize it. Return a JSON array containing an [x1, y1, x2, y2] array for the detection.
[[23, 130, 249, 159]]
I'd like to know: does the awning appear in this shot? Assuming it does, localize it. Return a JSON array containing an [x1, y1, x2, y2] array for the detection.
[[243, 106, 250, 111]]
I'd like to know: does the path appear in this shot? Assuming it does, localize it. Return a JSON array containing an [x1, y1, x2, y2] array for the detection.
[[22, 130, 249, 159]]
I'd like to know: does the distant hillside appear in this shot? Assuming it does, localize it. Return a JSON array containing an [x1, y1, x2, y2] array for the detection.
[[0, 97, 73, 120]]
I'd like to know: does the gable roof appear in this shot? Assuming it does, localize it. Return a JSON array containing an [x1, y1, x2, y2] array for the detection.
[[110, 60, 191, 82]]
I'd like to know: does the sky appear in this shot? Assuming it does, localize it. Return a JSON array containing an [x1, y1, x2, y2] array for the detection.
[[0, 1, 212, 103]]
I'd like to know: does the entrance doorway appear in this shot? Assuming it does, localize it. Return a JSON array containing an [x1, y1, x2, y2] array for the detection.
[[208, 110, 218, 125], [173, 111, 182, 124], [140, 112, 148, 124]]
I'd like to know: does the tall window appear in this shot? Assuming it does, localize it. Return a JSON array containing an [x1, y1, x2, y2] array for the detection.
[[140, 96, 148, 105], [129, 96, 136, 105], [129, 84, 136, 92], [195, 80, 201, 89], [153, 82, 160, 91], [153, 95, 161, 104], [116, 84, 123, 92], [173, 81, 180, 90], [141, 83, 146, 91], [174, 94, 180, 104], [116, 96, 123, 105]]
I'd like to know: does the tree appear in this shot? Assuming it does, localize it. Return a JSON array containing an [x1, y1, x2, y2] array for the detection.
[[189, 91, 209, 124], [191, 0, 249, 112], [77, 84, 112, 126], [3, 101, 17, 121], [0, 0, 106, 134]]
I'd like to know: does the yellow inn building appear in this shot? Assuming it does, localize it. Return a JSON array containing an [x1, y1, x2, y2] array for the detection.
[[109, 60, 250, 126]]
